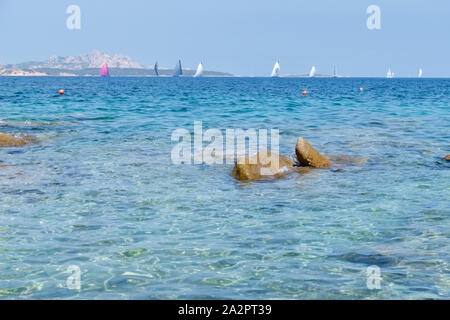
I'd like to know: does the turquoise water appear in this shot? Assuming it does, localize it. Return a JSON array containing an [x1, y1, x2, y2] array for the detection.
[[0, 77, 448, 299]]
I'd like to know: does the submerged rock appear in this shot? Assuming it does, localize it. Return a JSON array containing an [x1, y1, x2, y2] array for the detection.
[[295, 137, 331, 168], [332, 248, 401, 267], [329, 155, 364, 164], [0, 120, 75, 127], [443, 155, 450, 161], [0, 132, 26, 147], [232, 150, 294, 181], [0, 132, 36, 147]]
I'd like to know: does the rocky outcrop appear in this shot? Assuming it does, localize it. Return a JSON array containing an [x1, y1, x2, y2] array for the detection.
[[295, 137, 331, 168], [443, 155, 450, 161], [0, 132, 36, 147], [232, 150, 294, 181], [230, 137, 365, 181]]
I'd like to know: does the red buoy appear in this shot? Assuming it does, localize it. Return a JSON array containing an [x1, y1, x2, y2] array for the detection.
[[302, 90, 308, 95], [59, 90, 65, 95]]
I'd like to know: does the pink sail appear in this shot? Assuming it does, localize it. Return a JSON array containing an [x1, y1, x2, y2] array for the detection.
[[100, 63, 109, 77]]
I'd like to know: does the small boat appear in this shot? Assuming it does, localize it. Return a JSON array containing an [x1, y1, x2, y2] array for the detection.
[[100, 63, 109, 77], [309, 66, 316, 77], [418, 68, 423, 78], [386, 68, 394, 78], [270, 61, 280, 77], [193, 62, 204, 77], [154, 62, 159, 76], [333, 65, 337, 78], [173, 60, 182, 77]]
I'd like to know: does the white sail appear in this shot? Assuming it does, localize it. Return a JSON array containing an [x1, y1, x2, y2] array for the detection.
[[270, 61, 280, 77], [386, 68, 394, 78], [193, 62, 204, 77], [309, 66, 316, 77], [418, 68, 423, 78]]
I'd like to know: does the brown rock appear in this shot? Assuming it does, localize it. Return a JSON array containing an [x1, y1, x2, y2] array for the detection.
[[232, 150, 294, 181], [0, 132, 36, 147], [295, 137, 331, 168], [443, 155, 450, 161]]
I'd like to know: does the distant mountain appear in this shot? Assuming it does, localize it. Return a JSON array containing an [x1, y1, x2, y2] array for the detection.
[[15, 50, 144, 70]]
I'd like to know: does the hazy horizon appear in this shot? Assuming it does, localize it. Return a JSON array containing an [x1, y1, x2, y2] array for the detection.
[[0, 0, 449, 77]]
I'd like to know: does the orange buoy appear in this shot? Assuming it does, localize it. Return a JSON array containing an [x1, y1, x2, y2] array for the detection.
[[360, 87, 364, 92], [302, 90, 308, 95], [59, 90, 65, 95]]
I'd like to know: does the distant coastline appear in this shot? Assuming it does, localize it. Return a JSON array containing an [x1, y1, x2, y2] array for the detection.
[[0, 51, 442, 78], [279, 74, 347, 78], [0, 68, 234, 77], [0, 50, 233, 77]]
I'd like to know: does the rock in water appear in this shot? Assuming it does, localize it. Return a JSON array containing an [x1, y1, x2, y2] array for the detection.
[[232, 150, 294, 181], [0, 132, 35, 147], [295, 137, 331, 168], [443, 155, 450, 161]]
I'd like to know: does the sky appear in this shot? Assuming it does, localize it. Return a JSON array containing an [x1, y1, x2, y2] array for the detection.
[[0, 0, 449, 77]]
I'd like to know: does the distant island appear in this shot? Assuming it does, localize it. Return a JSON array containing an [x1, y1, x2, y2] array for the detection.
[[0, 50, 233, 77]]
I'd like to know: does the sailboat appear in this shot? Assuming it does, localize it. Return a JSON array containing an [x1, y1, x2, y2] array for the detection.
[[193, 62, 204, 77], [333, 65, 337, 78], [386, 68, 394, 78], [100, 63, 109, 77], [309, 66, 316, 77], [418, 68, 423, 78], [154, 62, 159, 76], [270, 61, 280, 77], [173, 60, 182, 77]]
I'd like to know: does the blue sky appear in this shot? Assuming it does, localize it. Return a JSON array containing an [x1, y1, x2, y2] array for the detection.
[[0, 0, 449, 76]]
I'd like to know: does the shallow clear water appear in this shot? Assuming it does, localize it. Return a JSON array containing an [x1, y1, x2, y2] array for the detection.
[[0, 77, 448, 299]]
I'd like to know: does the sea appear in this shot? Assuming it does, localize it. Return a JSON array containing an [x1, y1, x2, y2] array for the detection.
[[0, 77, 448, 299]]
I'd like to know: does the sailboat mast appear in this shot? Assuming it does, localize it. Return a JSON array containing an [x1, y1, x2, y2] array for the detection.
[[193, 62, 204, 77], [100, 63, 109, 77], [173, 60, 183, 77], [270, 61, 280, 77], [154, 62, 159, 76]]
